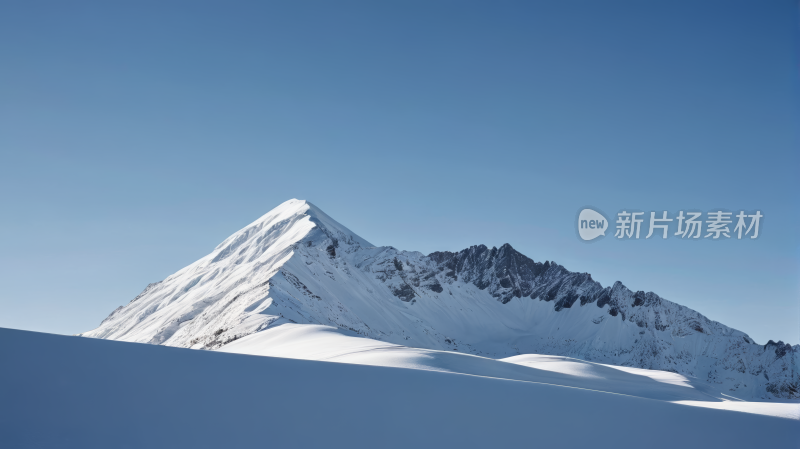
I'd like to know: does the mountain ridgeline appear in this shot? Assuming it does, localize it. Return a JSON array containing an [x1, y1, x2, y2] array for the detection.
[[82, 199, 799, 400]]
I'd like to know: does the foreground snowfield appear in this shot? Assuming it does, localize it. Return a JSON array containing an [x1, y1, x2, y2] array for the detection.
[[1, 327, 797, 449], [220, 321, 800, 420]]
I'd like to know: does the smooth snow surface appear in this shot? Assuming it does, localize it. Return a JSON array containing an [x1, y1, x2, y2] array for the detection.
[[1, 328, 797, 449], [221, 322, 800, 419]]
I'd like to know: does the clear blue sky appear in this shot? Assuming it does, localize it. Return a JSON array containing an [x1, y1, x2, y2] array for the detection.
[[1, 1, 797, 345]]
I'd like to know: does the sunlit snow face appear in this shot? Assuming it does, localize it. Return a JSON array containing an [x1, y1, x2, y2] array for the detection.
[[578, 208, 608, 241]]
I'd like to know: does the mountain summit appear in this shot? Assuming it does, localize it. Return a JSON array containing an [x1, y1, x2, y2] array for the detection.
[[83, 199, 799, 400]]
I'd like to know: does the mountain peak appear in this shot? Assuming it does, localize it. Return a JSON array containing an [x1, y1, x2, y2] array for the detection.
[[212, 199, 373, 256]]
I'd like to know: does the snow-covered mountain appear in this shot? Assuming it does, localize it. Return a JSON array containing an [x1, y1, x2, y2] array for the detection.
[[82, 199, 799, 400]]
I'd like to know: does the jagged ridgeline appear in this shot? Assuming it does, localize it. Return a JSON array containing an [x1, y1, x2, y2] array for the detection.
[[82, 199, 799, 400]]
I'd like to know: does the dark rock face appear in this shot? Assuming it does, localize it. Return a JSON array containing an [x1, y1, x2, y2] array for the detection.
[[766, 340, 794, 359], [766, 381, 799, 397], [429, 243, 608, 307], [426, 281, 443, 293], [391, 284, 416, 302]]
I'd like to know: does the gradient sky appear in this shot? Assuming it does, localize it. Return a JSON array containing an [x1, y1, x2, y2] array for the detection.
[[1, 1, 798, 345]]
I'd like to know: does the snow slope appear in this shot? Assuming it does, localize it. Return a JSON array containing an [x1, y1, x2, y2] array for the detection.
[[220, 321, 799, 419], [2, 327, 798, 449], [82, 199, 800, 400]]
